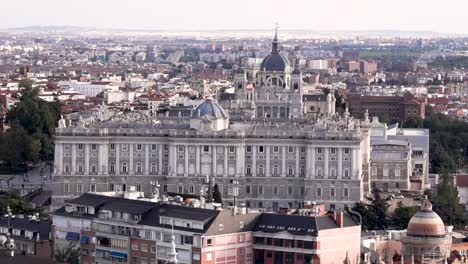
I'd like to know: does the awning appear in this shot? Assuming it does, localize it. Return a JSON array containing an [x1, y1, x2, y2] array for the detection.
[[65, 232, 80, 241], [110, 251, 127, 258], [80, 235, 89, 244]]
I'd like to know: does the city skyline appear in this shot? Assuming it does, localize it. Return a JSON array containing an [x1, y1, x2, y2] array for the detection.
[[1, 0, 468, 34]]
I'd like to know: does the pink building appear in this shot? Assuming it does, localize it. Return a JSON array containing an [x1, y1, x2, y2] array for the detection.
[[199, 210, 361, 264]]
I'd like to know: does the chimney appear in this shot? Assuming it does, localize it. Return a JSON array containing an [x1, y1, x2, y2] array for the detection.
[[332, 211, 344, 228]]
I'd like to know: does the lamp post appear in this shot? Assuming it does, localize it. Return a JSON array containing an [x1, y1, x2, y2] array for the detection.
[[232, 180, 239, 215], [3, 206, 15, 256]]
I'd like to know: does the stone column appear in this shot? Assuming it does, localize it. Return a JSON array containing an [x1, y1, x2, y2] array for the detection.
[[281, 146, 286, 177], [71, 144, 76, 174], [236, 144, 245, 176], [266, 146, 270, 177], [98, 144, 108, 175], [324, 147, 329, 178], [306, 146, 312, 177], [351, 148, 356, 179], [144, 144, 150, 175], [129, 144, 134, 175], [84, 144, 90, 175], [252, 146, 257, 177], [295, 147, 300, 177], [116, 144, 120, 174], [169, 144, 176, 176], [158, 145, 163, 174], [212, 146, 217, 176], [184, 146, 189, 176], [223, 147, 228, 176], [195, 145, 201, 176], [311, 147, 315, 178], [338, 147, 343, 179], [56, 143, 63, 174]]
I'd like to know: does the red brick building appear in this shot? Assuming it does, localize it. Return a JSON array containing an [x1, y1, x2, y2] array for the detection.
[[347, 92, 425, 121]]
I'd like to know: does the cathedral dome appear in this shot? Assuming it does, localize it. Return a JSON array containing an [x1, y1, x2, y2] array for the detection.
[[191, 98, 228, 119], [260, 53, 291, 72], [406, 198, 446, 238], [260, 27, 291, 72]]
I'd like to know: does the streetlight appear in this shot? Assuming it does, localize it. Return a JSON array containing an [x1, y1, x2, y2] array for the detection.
[[232, 180, 239, 215], [2, 206, 15, 256]]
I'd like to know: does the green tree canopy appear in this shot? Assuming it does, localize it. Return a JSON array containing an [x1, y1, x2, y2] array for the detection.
[[5, 79, 60, 161], [352, 192, 389, 230], [390, 201, 419, 230], [427, 172, 465, 227], [0, 125, 41, 171], [212, 184, 222, 204], [0, 191, 37, 215], [55, 241, 80, 264]]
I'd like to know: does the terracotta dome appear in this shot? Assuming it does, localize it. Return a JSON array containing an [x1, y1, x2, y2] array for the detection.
[[406, 198, 446, 238]]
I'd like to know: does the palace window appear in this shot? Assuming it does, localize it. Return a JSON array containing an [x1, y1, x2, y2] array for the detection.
[[151, 144, 157, 151], [203, 146, 210, 152], [258, 165, 264, 175], [136, 163, 142, 173], [273, 165, 279, 175], [330, 188, 336, 197], [110, 163, 115, 173], [122, 163, 128, 173], [258, 146, 264, 153], [344, 188, 349, 198], [64, 184, 70, 193], [344, 169, 350, 178], [89, 184, 96, 192], [91, 144, 97, 150], [317, 187, 322, 197], [258, 186, 264, 195], [273, 146, 279, 153], [287, 166, 294, 176], [288, 146, 294, 153], [137, 144, 142, 151], [246, 166, 251, 175]]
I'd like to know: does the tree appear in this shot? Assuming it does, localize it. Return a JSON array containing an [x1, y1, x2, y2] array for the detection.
[[352, 192, 389, 230], [352, 202, 377, 231], [428, 172, 465, 227], [370, 192, 389, 229], [212, 184, 222, 204], [0, 191, 37, 215], [55, 241, 80, 264], [0, 125, 41, 171], [6, 79, 60, 161], [390, 201, 419, 230]]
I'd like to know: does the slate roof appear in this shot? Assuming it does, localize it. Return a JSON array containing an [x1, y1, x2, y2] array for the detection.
[[260, 52, 290, 72], [253, 212, 359, 236], [0, 216, 51, 240], [204, 210, 260, 236]]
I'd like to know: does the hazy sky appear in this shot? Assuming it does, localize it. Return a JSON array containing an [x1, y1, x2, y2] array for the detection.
[[2, 0, 468, 33]]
